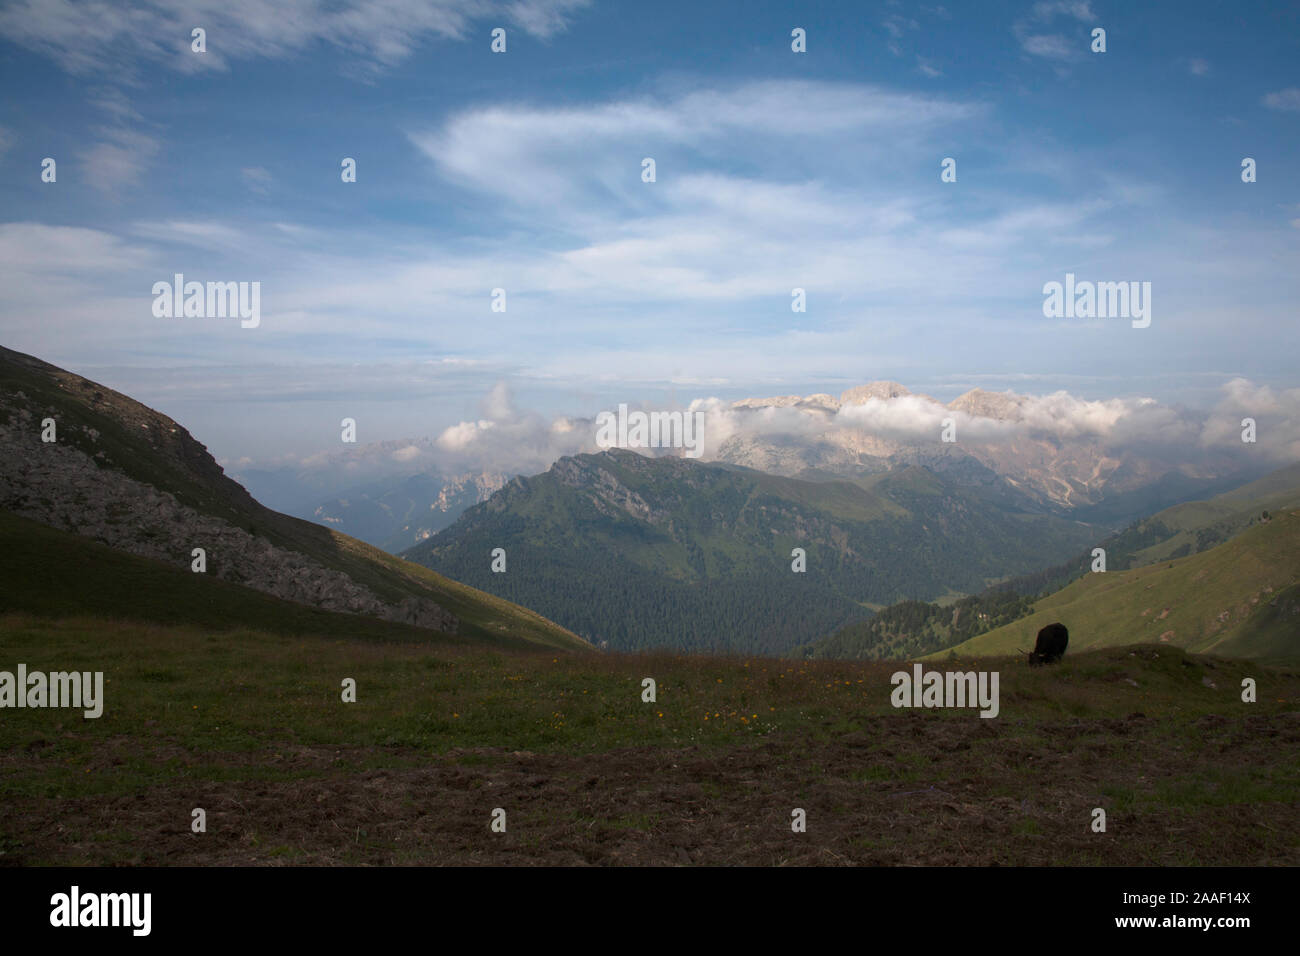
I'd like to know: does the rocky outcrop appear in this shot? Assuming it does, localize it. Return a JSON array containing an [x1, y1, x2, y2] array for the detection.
[[946, 387, 1026, 422], [0, 395, 457, 634], [839, 381, 913, 405]]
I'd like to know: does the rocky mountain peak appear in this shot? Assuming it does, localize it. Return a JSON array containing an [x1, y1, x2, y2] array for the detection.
[[947, 388, 1026, 422], [839, 381, 913, 405]]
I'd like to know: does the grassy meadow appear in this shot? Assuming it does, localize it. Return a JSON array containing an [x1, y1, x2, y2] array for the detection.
[[1, 613, 1296, 865]]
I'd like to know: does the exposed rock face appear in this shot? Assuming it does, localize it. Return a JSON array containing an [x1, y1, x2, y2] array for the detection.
[[0, 394, 457, 634], [732, 394, 807, 409], [733, 394, 841, 413], [839, 381, 912, 405], [946, 387, 1026, 422], [551, 452, 675, 524], [431, 471, 508, 516], [716, 433, 893, 478]]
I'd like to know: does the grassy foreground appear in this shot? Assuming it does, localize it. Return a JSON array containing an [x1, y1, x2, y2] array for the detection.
[[1, 613, 1297, 866]]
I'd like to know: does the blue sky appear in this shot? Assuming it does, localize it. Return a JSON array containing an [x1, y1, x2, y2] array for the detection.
[[1, 0, 1298, 463]]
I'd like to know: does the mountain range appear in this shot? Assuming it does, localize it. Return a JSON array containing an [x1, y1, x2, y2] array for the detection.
[[405, 448, 1103, 654], [713, 382, 1265, 522], [4, 344, 1294, 662], [239, 379, 1271, 562]]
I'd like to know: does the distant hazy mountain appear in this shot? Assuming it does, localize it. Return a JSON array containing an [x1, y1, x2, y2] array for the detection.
[[0, 345, 588, 652], [233, 437, 442, 514], [234, 442, 507, 552], [311, 470, 508, 552], [716, 382, 1264, 521], [406, 448, 1102, 654]]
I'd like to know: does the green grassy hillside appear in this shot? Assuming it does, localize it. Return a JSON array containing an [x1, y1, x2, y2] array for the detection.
[[0, 509, 584, 651], [1118, 462, 1300, 566], [932, 509, 1300, 661], [815, 463, 1300, 663], [0, 345, 588, 652]]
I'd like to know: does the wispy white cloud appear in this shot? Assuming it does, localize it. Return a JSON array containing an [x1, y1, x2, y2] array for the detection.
[[504, 0, 592, 39], [409, 80, 984, 216], [79, 126, 160, 194], [129, 220, 255, 253], [86, 87, 144, 121], [1014, 0, 1096, 64], [1030, 1, 1095, 21], [0, 0, 594, 76], [1263, 88, 1300, 112], [882, 12, 918, 56], [1019, 34, 1075, 60], [0, 222, 151, 275], [241, 166, 273, 195]]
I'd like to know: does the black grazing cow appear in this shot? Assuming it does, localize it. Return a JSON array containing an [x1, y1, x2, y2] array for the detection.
[[1027, 623, 1069, 666]]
